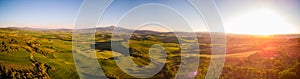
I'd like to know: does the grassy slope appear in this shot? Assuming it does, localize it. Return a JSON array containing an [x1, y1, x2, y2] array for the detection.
[[0, 28, 299, 79], [0, 28, 78, 79]]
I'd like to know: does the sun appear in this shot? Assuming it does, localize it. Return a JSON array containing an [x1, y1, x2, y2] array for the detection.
[[224, 8, 297, 35]]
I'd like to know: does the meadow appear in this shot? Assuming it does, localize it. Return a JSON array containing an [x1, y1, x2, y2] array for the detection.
[[0, 27, 299, 79]]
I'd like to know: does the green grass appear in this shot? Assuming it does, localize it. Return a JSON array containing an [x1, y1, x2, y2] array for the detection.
[[1, 28, 299, 79], [0, 51, 33, 70], [34, 47, 79, 79]]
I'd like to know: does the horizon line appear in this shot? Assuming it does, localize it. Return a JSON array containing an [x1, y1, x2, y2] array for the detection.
[[1, 25, 300, 35]]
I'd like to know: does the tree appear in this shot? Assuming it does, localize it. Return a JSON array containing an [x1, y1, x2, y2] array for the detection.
[[278, 70, 297, 79]]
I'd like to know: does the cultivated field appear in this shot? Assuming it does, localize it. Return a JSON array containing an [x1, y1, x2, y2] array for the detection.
[[0, 27, 299, 79]]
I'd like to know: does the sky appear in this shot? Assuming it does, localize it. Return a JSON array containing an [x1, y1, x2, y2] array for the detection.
[[0, 0, 299, 34], [0, 0, 82, 28]]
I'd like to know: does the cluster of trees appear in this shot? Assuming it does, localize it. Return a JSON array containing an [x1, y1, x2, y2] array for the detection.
[[220, 42, 300, 79], [0, 29, 56, 59], [0, 36, 23, 53], [0, 65, 49, 79], [0, 66, 35, 79], [0, 28, 61, 79], [220, 61, 299, 79], [33, 63, 50, 79], [26, 42, 55, 59], [95, 33, 112, 42]]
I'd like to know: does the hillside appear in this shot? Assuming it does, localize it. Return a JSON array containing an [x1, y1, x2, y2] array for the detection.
[[0, 27, 299, 79]]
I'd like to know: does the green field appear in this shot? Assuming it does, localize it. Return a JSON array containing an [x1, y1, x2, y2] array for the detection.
[[0, 27, 299, 79]]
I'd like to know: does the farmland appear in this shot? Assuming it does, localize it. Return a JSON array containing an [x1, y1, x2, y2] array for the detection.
[[0, 27, 299, 79]]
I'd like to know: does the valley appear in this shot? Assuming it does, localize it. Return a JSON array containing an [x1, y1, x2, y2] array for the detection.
[[0, 27, 299, 79]]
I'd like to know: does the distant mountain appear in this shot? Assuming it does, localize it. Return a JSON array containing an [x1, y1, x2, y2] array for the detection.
[[0, 26, 73, 32], [1, 26, 299, 39], [95, 26, 132, 33], [92, 26, 163, 35], [273, 34, 300, 38]]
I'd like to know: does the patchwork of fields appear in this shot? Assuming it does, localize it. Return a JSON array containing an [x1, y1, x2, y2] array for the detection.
[[0, 27, 299, 79]]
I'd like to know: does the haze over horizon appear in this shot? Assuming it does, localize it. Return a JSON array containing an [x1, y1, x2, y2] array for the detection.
[[0, 0, 300, 35]]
